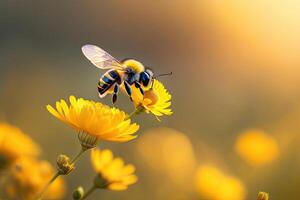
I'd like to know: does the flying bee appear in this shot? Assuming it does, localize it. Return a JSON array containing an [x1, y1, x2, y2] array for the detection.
[[81, 44, 155, 103]]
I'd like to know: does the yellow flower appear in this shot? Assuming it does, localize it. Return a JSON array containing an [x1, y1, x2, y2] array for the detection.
[[195, 164, 246, 200], [4, 157, 65, 200], [130, 80, 172, 117], [137, 128, 196, 189], [91, 148, 137, 191], [235, 129, 279, 167], [46, 96, 139, 148], [0, 123, 40, 167]]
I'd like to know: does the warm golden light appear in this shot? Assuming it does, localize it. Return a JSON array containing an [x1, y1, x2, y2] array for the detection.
[[2, 1, 300, 199], [235, 129, 279, 167], [195, 164, 246, 200], [206, 0, 300, 67]]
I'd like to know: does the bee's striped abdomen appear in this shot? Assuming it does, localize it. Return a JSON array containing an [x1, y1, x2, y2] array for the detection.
[[98, 70, 120, 95]]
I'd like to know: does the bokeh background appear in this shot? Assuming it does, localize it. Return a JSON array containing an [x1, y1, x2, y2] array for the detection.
[[1, 1, 300, 199]]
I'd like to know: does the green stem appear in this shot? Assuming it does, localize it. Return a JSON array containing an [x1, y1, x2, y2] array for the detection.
[[71, 146, 88, 164], [125, 107, 143, 120], [81, 185, 97, 200], [37, 171, 61, 200], [36, 147, 88, 200]]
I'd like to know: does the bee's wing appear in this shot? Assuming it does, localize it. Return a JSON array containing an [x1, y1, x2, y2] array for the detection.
[[81, 44, 124, 70]]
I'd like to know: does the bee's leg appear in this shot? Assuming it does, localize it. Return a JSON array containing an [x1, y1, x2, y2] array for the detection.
[[134, 81, 144, 95], [112, 84, 119, 104], [124, 81, 133, 101]]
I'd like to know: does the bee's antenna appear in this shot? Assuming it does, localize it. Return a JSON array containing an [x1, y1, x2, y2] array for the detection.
[[154, 72, 173, 79], [151, 72, 173, 88]]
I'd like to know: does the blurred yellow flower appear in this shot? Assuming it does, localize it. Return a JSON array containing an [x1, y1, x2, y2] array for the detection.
[[0, 123, 40, 167], [4, 157, 65, 200], [136, 128, 196, 189], [91, 148, 137, 191], [195, 164, 246, 200], [47, 96, 139, 147], [235, 129, 279, 167], [130, 80, 172, 117]]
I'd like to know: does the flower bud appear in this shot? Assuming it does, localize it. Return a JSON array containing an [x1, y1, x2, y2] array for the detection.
[[257, 192, 269, 200], [57, 154, 74, 175], [72, 186, 84, 200]]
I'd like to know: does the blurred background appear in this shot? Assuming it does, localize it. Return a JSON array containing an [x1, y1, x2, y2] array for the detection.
[[1, 0, 300, 199]]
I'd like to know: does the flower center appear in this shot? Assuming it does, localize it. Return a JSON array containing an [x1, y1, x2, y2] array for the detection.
[[143, 89, 159, 106]]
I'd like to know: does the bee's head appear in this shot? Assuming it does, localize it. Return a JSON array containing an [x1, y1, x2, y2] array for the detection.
[[140, 68, 172, 88], [139, 68, 154, 87], [121, 58, 145, 73]]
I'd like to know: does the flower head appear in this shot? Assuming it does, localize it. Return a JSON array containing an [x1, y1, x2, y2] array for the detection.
[[0, 123, 40, 167], [4, 157, 65, 200], [130, 80, 172, 117], [235, 129, 279, 167], [46, 96, 139, 147], [91, 148, 137, 191]]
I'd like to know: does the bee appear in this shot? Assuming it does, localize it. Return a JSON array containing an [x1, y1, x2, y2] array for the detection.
[[82, 44, 154, 103]]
